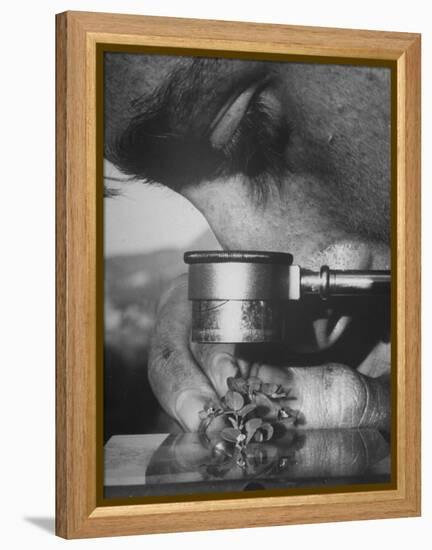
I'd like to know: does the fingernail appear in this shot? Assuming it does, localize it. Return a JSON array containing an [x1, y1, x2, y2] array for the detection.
[[174, 389, 212, 432], [212, 353, 238, 394], [237, 358, 250, 379]]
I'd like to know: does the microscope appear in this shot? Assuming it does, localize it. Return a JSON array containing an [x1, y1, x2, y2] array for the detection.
[[184, 250, 390, 343]]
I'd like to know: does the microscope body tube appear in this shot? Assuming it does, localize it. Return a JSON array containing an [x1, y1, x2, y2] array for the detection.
[[184, 252, 391, 343], [300, 267, 391, 300], [187, 261, 390, 302]]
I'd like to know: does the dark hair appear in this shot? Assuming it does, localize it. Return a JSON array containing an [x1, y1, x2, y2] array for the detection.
[[106, 63, 291, 201]]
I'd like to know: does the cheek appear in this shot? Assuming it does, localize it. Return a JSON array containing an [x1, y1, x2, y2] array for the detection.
[[185, 176, 290, 250], [183, 175, 390, 273], [184, 177, 277, 249], [183, 175, 342, 264]]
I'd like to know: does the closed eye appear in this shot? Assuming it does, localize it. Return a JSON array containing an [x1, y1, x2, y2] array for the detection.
[[209, 81, 264, 149], [111, 70, 290, 200], [209, 78, 291, 200]]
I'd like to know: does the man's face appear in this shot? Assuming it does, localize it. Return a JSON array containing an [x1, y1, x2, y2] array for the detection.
[[106, 55, 391, 358], [106, 55, 390, 271]]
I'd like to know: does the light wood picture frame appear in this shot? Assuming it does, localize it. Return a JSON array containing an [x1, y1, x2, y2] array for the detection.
[[56, 10, 421, 539]]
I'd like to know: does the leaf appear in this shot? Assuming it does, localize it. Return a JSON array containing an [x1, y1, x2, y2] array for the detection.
[[225, 390, 244, 411], [261, 383, 280, 396], [247, 377, 262, 393], [261, 383, 288, 399], [271, 392, 287, 399], [255, 392, 275, 417], [227, 377, 236, 391], [228, 416, 238, 429], [221, 427, 242, 443], [227, 377, 248, 393], [245, 418, 263, 433], [260, 422, 274, 441], [245, 417, 263, 444], [238, 403, 257, 417]]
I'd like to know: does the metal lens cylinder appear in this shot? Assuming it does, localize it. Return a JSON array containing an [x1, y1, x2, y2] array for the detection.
[[191, 299, 286, 343], [184, 251, 296, 343]]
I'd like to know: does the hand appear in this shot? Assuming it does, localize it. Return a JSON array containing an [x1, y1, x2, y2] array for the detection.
[[148, 275, 390, 432]]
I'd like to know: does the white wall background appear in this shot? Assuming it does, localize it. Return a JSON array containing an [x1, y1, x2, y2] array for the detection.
[[1, 0, 430, 547]]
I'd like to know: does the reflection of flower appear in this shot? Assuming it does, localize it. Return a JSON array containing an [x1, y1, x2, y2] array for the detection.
[[198, 375, 302, 479]]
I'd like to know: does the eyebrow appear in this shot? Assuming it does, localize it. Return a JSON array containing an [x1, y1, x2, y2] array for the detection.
[[105, 57, 290, 198]]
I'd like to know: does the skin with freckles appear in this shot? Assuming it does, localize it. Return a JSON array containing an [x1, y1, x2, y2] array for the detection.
[[105, 54, 391, 433]]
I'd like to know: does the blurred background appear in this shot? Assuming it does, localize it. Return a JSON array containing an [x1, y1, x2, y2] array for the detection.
[[104, 161, 219, 440]]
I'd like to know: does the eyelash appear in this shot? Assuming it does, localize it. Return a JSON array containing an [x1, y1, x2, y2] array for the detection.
[[217, 87, 290, 202], [111, 74, 290, 197]]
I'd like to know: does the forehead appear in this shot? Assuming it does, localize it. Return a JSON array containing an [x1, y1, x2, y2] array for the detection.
[[104, 52, 390, 136], [278, 62, 390, 133], [278, 63, 391, 173], [104, 51, 390, 89]]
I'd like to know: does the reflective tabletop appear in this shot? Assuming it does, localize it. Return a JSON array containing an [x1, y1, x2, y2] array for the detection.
[[104, 429, 391, 499]]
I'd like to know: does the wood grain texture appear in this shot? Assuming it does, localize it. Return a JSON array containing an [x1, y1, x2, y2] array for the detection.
[[65, 10, 418, 59], [55, 10, 421, 539], [403, 36, 421, 513], [55, 12, 68, 539]]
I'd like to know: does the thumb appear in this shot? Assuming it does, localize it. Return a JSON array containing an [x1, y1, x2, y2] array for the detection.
[[189, 341, 241, 397], [253, 364, 390, 430], [148, 274, 221, 432]]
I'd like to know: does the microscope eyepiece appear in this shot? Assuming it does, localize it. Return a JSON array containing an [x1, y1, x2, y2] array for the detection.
[[184, 249, 390, 343], [184, 250, 294, 265]]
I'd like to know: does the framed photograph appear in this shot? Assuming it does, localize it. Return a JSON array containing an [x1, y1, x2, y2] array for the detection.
[[56, 11, 421, 538]]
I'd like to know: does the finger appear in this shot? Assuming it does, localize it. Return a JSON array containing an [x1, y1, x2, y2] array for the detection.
[[148, 274, 222, 432], [252, 364, 390, 430], [237, 358, 251, 379], [189, 341, 239, 397]]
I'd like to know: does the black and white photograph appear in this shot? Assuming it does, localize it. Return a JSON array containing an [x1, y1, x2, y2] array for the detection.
[[102, 51, 393, 500]]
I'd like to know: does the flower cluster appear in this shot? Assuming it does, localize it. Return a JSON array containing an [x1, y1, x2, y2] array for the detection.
[[199, 375, 301, 472]]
